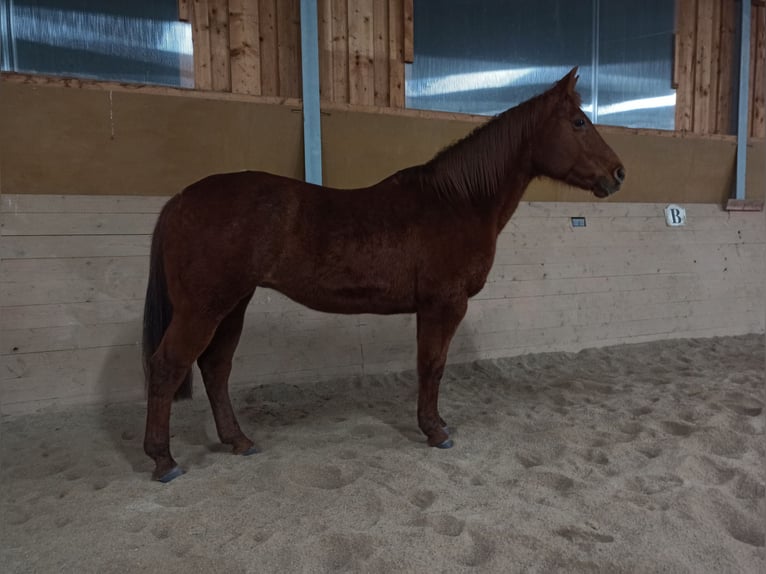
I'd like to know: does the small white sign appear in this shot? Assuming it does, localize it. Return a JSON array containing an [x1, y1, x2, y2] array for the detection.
[[665, 204, 686, 227]]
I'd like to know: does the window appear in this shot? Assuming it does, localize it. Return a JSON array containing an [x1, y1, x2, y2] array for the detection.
[[1, 0, 192, 87], [406, 0, 676, 130]]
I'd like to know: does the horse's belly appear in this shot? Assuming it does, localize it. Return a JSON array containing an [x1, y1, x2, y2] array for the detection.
[[273, 282, 415, 315]]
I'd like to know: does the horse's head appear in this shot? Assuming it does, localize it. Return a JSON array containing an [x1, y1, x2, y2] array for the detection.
[[532, 68, 625, 198]]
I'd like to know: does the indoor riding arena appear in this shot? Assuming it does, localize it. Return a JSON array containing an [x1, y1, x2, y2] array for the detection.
[[1, 1, 764, 573]]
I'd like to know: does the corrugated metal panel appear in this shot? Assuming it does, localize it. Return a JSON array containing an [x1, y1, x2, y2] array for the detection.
[[1, 0, 192, 87], [406, 0, 675, 130], [597, 0, 675, 130]]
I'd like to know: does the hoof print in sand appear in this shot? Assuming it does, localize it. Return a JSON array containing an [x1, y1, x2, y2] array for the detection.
[[409, 489, 437, 510], [556, 525, 615, 547]]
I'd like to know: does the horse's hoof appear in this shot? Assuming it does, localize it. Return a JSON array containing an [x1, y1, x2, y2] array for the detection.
[[435, 438, 454, 449], [241, 445, 259, 456], [157, 466, 184, 483]]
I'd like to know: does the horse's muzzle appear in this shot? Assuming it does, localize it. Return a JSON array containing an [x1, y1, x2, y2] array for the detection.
[[594, 166, 625, 198]]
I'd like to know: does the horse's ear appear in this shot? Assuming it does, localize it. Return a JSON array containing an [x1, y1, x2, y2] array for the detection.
[[557, 66, 579, 94]]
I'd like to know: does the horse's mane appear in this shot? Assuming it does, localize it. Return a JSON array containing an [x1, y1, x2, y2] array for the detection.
[[408, 84, 580, 206]]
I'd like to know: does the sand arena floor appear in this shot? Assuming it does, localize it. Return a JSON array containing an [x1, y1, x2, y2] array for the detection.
[[1, 335, 764, 573]]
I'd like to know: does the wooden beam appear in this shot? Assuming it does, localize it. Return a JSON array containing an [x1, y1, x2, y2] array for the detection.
[[403, 0, 414, 63], [229, 0, 261, 95], [317, 0, 334, 100], [259, 0, 279, 96], [373, 0, 389, 106], [751, 5, 765, 137], [178, 0, 190, 22], [348, 0, 374, 105], [693, 0, 714, 133], [191, 0, 213, 90], [388, 0, 405, 108], [208, 0, 231, 91], [725, 198, 764, 211], [675, 0, 697, 131], [716, 0, 737, 134], [748, 1, 757, 136], [331, 0, 349, 103], [708, 0, 722, 132], [277, 0, 301, 98]]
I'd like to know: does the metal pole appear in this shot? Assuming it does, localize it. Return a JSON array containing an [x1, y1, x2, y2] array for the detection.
[[300, 0, 323, 185], [734, 0, 751, 201], [591, 0, 600, 124]]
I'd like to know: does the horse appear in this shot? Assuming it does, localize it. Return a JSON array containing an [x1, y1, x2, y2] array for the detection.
[[142, 67, 625, 482]]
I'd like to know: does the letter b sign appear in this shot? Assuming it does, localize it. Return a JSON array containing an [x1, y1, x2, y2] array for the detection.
[[665, 204, 686, 227]]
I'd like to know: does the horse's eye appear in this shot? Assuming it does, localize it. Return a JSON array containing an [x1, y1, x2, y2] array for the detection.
[[574, 118, 586, 128]]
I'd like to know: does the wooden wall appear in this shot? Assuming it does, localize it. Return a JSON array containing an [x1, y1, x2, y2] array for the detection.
[[675, 0, 766, 137], [178, 0, 413, 107], [2, 195, 763, 415], [2, 76, 764, 204], [176, 0, 766, 134]]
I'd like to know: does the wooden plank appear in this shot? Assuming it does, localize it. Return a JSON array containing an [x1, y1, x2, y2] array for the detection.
[[518, 201, 728, 218], [708, 0, 722, 132], [477, 274, 764, 304], [0, 257, 147, 284], [449, 308, 762, 359], [2, 270, 147, 307], [1, 194, 167, 214], [365, 298, 763, 365], [229, 0, 262, 95], [277, 0, 301, 98], [0, 346, 144, 404], [2, 322, 141, 356], [496, 227, 766, 250], [751, 5, 766, 137], [1, 257, 148, 308], [716, 0, 737, 134], [178, 0, 190, 22], [331, 0, 349, 103], [373, 0, 389, 106], [491, 241, 763, 269], [489, 242, 762, 280], [208, 0, 231, 91], [1, 300, 145, 331], [318, 0, 334, 100], [0, 236, 151, 260], [191, 0, 213, 90], [2, 213, 157, 236], [387, 0, 405, 107], [403, 0, 414, 63], [693, 0, 714, 133], [259, 0, 279, 96], [675, 0, 697, 131], [348, 0, 374, 105], [749, 2, 758, 136]]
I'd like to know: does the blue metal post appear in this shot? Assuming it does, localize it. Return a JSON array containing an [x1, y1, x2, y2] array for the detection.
[[300, 0, 323, 185], [591, 0, 600, 124], [734, 0, 751, 200]]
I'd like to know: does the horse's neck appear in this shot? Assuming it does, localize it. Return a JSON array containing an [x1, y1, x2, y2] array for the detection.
[[456, 111, 537, 235], [492, 168, 534, 234]]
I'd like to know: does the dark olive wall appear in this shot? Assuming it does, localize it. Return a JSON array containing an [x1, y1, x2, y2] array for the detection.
[[1, 80, 763, 203]]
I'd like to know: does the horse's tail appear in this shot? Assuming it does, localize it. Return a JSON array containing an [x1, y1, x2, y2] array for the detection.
[[142, 197, 193, 400]]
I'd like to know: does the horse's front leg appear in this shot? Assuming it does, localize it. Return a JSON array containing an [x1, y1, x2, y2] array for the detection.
[[415, 298, 468, 448]]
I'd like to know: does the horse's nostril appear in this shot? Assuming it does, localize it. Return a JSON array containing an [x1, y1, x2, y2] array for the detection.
[[614, 167, 626, 183]]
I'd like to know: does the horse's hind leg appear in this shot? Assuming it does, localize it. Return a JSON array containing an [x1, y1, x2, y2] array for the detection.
[[415, 298, 468, 449], [144, 312, 218, 482], [197, 291, 256, 455]]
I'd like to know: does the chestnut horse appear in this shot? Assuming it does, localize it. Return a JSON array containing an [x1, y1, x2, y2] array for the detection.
[[143, 68, 625, 482]]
